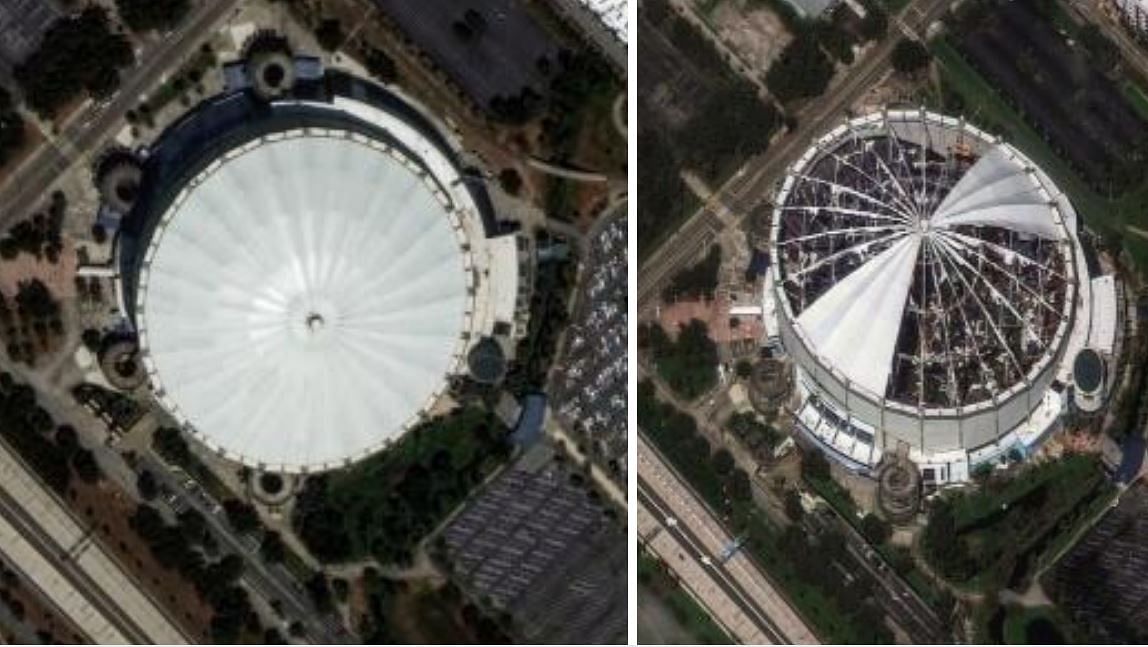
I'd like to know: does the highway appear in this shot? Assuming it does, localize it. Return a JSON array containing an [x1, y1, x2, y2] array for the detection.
[[639, 488, 789, 644], [0, 435, 189, 644], [637, 0, 956, 307], [0, 0, 243, 226], [641, 367, 947, 642], [3, 355, 345, 643], [639, 433, 820, 644]]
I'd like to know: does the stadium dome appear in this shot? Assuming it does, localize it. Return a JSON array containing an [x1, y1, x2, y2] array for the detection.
[[771, 109, 1082, 466], [118, 74, 517, 473]]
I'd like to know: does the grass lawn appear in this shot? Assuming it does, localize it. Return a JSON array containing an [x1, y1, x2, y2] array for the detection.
[[1122, 81, 1148, 122], [931, 36, 1148, 276], [1002, 605, 1070, 644]]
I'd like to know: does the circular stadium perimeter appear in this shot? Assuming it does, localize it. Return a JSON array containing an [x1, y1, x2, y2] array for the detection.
[[770, 109, 1082, 462], [119, 77, 496, 473]]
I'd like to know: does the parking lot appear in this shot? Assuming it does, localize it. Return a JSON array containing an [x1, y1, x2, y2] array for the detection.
[[371, 0, 559, 107], [551, 212, 627, 480]]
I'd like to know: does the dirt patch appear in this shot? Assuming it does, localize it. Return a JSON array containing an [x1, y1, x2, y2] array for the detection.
[[388, 581, 481, 644], [702, 0, 793, 74], [658, 294, 765, 345], [0, 241, 78, 299]]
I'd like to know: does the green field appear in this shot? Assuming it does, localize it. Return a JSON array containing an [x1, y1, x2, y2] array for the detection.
[[1001, 605, 1073, 644], [923, 455, 1112, 590]]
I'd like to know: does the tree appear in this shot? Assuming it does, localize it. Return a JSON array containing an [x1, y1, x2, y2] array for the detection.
[[802, 448, 831, 482], [306, 573, 334, 613], [765, 32, 834, 103], [137, 469, 158, 501], [644, 320, 719, 400], [727, 469, 753, 502], [498, 168, 523, 196], [223, 499, 260, 535], [858, 0, 888, 41], [54, 425, 78, 456], [0, 86, 25, 168], [784, 489, 805, 522], [71, 449, 100, 484], [363, 47, 398, 83], [711, 449, 735, 477], [260, 530, 286, 563], [860, 513, 891, 545], [735, 359, 753, 380], [153, 426, 191, 466], [15, 7, 135, 117], [115, 0, 190, 33], [891, 39, 931, 75], [81, 328, 102, 352], [314, 19, 345, 52], [662, 246, 721, 301]]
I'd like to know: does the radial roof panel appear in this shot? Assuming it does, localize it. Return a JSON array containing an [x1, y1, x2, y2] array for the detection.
[[797, 234, 921, 396], [774, 110, 1076, 412], [139, 130, 470, 471]]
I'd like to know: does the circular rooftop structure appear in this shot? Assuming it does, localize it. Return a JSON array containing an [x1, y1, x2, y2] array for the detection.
[[134, 116, 481, 471], [1073, 348, 1103, 394], [771, 110, 1080, 456]]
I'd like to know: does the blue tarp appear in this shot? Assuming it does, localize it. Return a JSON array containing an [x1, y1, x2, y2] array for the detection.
[[511, 393, 546, 447], [1115, 435, 1145, 484]]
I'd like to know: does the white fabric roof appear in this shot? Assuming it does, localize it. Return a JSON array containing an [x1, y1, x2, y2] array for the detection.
[[1088, 275, 1117, 353], [931, 145, 1061, 239], [796, 234, 920, 396], [139, 131, 469, 470], [789, 137, 1070, 399], [485, 234, 521, 328]]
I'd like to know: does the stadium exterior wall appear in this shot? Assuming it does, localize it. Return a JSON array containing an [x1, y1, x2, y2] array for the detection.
[[771, 109, 1082, 466]]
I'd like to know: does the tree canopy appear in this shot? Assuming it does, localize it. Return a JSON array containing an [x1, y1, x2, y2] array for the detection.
[[891, 39, 931, 74], [115, 0, 190, 33], [15, 7, 135, 117], [0, 87, 25, 168], [642, 320, 719, 401], [766, 32, 834, 103]]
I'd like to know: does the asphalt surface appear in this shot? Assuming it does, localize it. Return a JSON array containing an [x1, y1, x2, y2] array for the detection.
[[0, 439, 179, 644], [639, 431, 819, 644], [138, 450, 349, 644], [637, 0, 956, 307], [638, 484, 789, 644], [803, 505, 947, 642], [0, 0, 243, 226]]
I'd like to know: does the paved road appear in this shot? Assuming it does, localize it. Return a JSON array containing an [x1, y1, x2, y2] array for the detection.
[[637, 0, 956, 307], [804, 505, 947, 643], [641, 367, 948, 642], [2, 356, 344, 644], [1068, 0, 1148, 81], [0, 436, 189, 644], [639, 489, 788, 644], [545, 0, 627, 73], [138, 449, 350, 644], [0, 0, 243, 226], [639, 433, 820, 644]]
